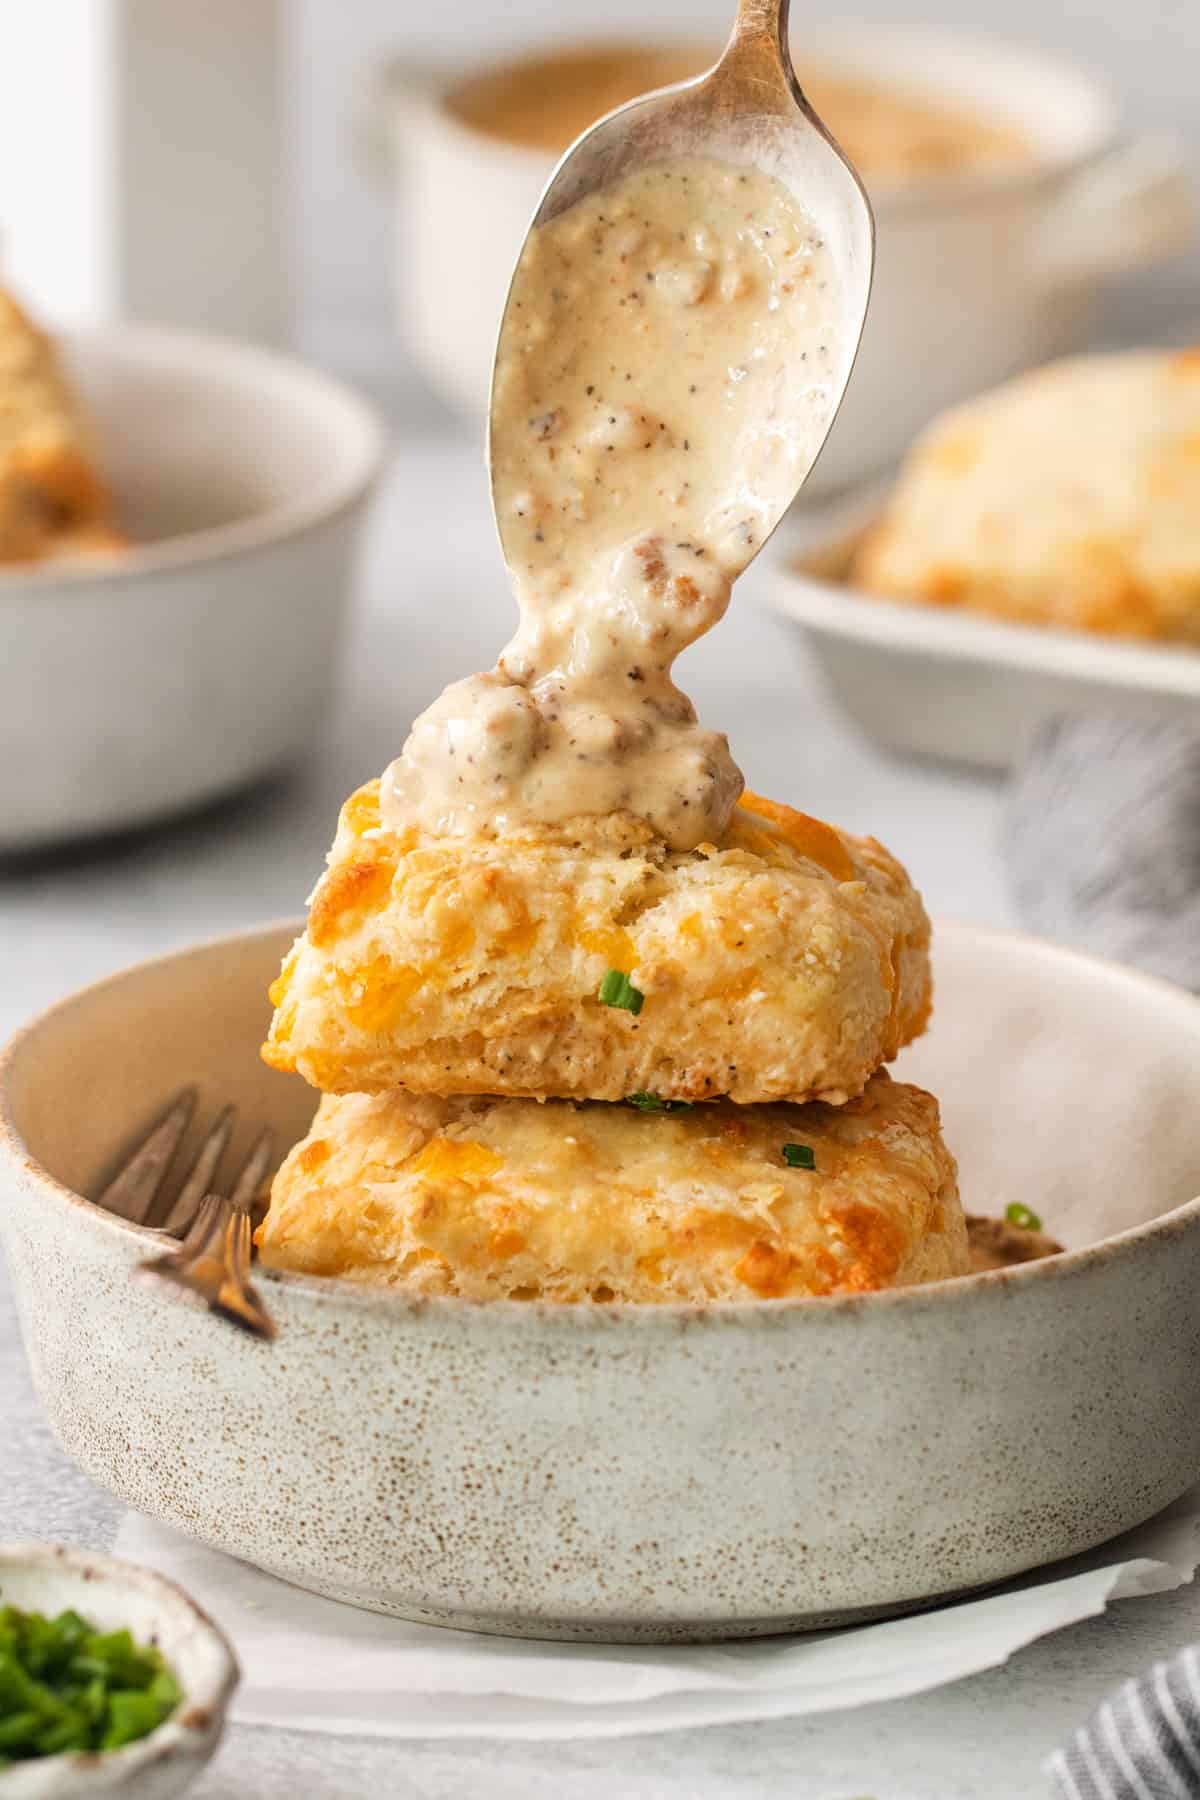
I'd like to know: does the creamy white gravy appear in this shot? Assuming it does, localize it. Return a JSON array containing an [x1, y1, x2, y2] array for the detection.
[[383, 157, 840, 850]]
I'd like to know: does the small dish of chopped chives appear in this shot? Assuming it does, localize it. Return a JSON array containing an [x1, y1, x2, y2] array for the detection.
[[0, 1543, 237, 1798], [0, 1605, 181, 1764]]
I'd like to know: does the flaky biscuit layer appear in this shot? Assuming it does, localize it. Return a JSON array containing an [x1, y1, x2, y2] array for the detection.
[[258, 1072, 966, 1303], [263, 784, 931, 1106]]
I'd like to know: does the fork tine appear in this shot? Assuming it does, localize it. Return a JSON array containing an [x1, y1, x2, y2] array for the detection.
[[138, 1195, 277, 1341], [212, 1210, 277, 1340], [174, 1191, 229, 1258], [229, 1128, 274, 1213], [96, 1087, 197, 1224], [159, 1105, 236, 1236]]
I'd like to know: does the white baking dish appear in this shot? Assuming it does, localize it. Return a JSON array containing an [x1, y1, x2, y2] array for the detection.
[[763, 486, 1200, 770], [366, 27, 1192, 494]]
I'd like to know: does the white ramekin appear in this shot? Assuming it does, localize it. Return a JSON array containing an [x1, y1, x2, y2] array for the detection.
[[365, 28, 1192, 494]]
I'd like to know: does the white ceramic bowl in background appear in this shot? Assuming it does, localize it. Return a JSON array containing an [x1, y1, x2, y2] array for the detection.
[[366, 28, 1193, 494], [1, 326, 384, 853], [764, 486, 1200, 770], [2, 921, 1200, 1641], [0, 1542, 237, 1798]]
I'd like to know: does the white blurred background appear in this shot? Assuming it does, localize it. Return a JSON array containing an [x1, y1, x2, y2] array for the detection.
[[0, 0, 1196, 914], [293, 0, 1200, 378], [3, 0, 1196, 393]]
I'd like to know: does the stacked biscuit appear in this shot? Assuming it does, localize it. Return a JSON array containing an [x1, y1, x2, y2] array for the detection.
[[0, 287, 125, 565], [257, 784, 970, 1302]]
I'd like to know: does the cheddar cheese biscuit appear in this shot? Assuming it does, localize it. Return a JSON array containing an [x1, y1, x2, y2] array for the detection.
[[263, 783, 932, 1106], [257, 1072, 966, 1302]]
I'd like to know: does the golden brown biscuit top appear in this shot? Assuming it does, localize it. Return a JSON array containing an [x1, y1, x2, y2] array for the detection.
[[287, 778, 911, 989], [306, 777, 883, 925]]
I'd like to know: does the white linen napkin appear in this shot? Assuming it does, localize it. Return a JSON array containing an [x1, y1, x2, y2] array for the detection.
[[114, 1493, 1200, 1742]]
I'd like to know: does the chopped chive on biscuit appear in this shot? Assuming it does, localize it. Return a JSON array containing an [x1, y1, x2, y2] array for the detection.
[[598, 969, 644, 1014]]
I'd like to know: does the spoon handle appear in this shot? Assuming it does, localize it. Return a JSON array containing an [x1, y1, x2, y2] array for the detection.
[[729, 0, 791, 53], [722, 0, 797, 94]]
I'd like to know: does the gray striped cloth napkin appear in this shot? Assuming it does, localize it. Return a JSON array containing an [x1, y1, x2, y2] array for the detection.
[[1048, 1648, 1200, 1798], [1007, 715, 1200, 994], [1010, 713, 1200, 1795]]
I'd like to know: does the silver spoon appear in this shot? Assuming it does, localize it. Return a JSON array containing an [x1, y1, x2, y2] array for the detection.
[[488, 0, 874, 567]]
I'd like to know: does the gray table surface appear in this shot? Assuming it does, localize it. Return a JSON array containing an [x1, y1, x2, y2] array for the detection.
[[4, 431, 1199, 1799]]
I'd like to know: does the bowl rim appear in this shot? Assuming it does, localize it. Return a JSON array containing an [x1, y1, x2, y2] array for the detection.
[[0, 1540, 238, 1790], [764, 483, 1200, 703], [394, 23, 1120, 216], [1, 917, 1199, 1328], [0, 322, 387, 600]]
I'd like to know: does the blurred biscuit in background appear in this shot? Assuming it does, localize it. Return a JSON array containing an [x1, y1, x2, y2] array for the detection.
[[853, 349, 1200, 644], [0, 287, 126, 566]]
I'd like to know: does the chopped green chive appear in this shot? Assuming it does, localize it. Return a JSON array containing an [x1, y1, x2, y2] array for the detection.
[[782, 1143, 816, 1170], [102, 1691, 165, 1752], [598, 969, 644, 1014], [1005, 1202, 1042, 1232], [625, 1092, 694, 1112], [0, 1604, 181, 1764]]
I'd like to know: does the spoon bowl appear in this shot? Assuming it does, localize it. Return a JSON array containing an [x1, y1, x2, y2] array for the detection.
[[488, 0, 874, 566]]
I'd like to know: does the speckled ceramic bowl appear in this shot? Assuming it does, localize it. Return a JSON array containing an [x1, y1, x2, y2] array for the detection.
[[0, 1542, 236, 1797], [1, 921, 1199, 1642]]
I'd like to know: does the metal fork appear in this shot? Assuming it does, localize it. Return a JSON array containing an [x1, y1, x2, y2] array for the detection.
[[96, 1088, 277, 1340]]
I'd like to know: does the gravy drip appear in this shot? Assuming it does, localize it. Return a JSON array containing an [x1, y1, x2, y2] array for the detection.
[[383, 158, 840, 849]]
